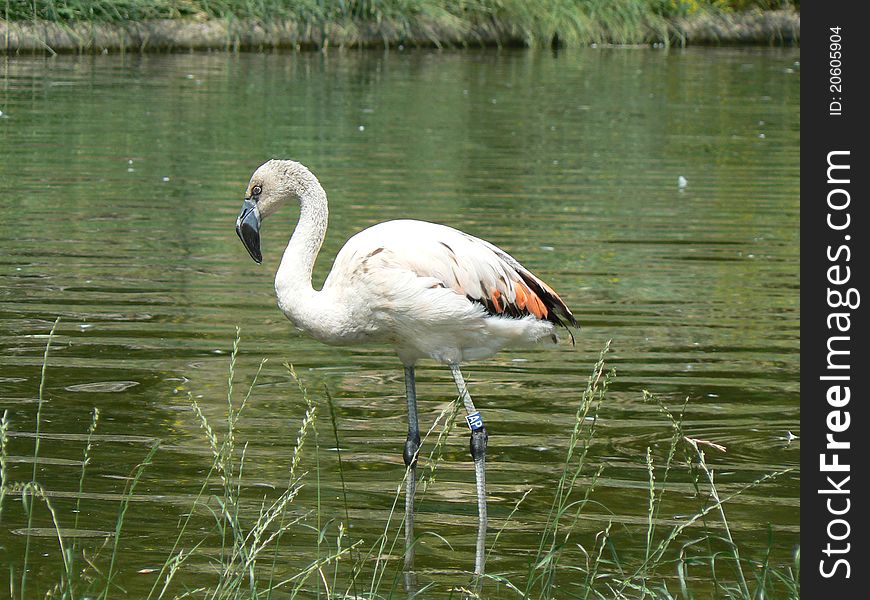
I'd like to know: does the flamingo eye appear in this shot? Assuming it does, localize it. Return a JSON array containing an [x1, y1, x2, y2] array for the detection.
[[251, 185, 262, 196]]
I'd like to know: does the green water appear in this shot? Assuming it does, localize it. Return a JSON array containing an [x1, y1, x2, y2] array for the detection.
[[0, 47, 799, 597]]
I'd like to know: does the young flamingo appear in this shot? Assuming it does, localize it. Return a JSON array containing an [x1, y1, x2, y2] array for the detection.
[[235, 159, 578, 580]]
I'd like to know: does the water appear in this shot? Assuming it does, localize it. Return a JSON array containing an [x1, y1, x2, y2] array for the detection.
[[0, 47, 799, 597]]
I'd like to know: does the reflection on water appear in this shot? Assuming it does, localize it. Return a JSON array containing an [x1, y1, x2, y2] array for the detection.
[[0, 47, 799, 596]]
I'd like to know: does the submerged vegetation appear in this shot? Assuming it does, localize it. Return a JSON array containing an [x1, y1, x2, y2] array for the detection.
[[2, 1, 800, 51], [0, 325, 799, 598]]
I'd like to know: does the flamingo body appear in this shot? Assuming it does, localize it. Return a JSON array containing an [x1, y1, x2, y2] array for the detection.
[[278, 218, 575, 365]]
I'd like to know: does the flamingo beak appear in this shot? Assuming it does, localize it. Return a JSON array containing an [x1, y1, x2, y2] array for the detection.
[[236, 198, 262, 264]]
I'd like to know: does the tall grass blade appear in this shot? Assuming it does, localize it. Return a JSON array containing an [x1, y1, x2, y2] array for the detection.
[[21, 316, 60, 600]]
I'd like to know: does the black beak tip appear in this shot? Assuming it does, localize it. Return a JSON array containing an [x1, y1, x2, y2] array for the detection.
[[236, 199, 262, 264], [236, 223, 262, 264]]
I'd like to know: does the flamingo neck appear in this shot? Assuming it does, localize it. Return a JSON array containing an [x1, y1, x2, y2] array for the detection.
[[275, 185, 331, 333]]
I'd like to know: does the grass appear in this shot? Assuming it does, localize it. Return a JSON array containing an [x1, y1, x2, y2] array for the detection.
[[2, 1, 799, 49], [0, 324, 799, 598]]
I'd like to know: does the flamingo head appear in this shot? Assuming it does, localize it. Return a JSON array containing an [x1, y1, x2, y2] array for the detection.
[[236, 159, 315, 264]]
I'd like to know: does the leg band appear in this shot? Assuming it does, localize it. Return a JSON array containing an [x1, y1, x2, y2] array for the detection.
[[465, 411, 485, 431]]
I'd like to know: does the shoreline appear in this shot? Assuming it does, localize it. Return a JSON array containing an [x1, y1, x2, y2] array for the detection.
[[1, 10, 799, 55]]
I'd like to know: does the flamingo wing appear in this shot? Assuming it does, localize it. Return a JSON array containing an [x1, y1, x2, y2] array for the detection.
[[334, 220, 578, 332]]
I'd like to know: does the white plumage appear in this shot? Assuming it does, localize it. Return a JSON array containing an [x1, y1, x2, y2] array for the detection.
[[284, 219, 573, 364]]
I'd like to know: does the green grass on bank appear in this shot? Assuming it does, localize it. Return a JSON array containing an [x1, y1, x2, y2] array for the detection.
[[1, 324, 799, 599], [3, 1, 800, 47]]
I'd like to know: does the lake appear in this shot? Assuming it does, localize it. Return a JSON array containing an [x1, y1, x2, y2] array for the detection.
[[0, 46, 799, 598]]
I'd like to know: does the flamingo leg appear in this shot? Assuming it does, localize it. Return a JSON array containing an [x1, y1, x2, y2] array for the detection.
[[403, 365, 421, 575], [449, 364, 488, 581]]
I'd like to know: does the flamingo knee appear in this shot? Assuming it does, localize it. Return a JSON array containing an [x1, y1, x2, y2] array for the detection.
[[470, 426, 488, 463], [404, 432, 421, 467]]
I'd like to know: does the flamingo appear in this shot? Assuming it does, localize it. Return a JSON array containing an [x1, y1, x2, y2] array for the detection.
[[235, 159, 578, 580]]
